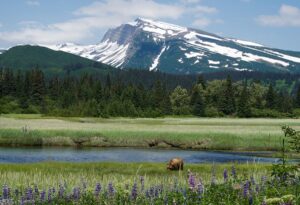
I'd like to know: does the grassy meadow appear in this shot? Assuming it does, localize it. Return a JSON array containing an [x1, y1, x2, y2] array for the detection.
[[1, 114, 300, 151], [0, 162, 299, 204]]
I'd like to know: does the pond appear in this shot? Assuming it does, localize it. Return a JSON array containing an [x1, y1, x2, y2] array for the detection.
[[0, 147, 281, 164]]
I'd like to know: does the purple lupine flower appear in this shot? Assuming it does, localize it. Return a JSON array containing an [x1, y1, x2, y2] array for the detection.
[[231, 165, 237, 179], [73, 187, 80, 200], [58, 184, 65, 198], [261, 199, 267, 205], [40, 190, 46, 202], [2, 185, 10, 199], [131, 182, 138, 200], [243, 181, 250, 198], [149, 186, 154, 198], [145, 190, 150, 199], [154, 186, 159, 198], [140, 176, 145, 191], [20, 196, 25, 205], [34, 185, 39, 196], [108, 182, 115, 197], [94, 183, 101, 197], [188, 173, 196, 189], [48, 188, 52, 203], [223, 169, 228, 182], [26, 187, 33, 200], [197, 180, 204, 196]]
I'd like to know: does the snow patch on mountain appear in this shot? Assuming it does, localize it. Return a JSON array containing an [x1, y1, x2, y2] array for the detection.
[[149, 45, 166, 71], [228, 39, 264, 47], [263, 49, 300, 63], [185, 51, 204, 59], [208, 60, 220, 65]]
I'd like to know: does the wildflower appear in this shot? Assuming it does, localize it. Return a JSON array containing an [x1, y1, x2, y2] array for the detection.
[[34, 185, 39, 196], [261, 176, 267, 185], [94, 183, 101, 197], [26, 187, 33, 201], [243, 181, 250, 198], [108, 182, 115, 197], [188, 172, 196, 190], [48, 188, 52, 203], [20, 196, 25, 205], [223, 169, 228, 182], [149, 186, 154, 198], [197, 180, 204, 196], [73, 187, 80, 200], [131, 182, 138, 200], [40, 190, 46, 202], [58, 184, 65, 198], [2, 185, 10, 199], [145, 190, 150, 199], [154, 186, 159, 198]]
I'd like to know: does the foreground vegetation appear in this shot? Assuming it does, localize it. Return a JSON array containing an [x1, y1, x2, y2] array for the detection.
[[2, 115, 300, 150], [0, 162, 298, 204], [2, 68, 300, 118]]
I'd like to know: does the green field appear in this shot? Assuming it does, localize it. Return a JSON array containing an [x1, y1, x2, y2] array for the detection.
[[1, 114, 300, 151], [0, 162, 271, 187]]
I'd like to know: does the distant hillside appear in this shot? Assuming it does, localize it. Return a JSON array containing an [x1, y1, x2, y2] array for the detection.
[[0, 45, 112, 75]]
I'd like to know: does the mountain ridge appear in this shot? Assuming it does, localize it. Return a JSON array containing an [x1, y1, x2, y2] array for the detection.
[[2, 18, 300, 74]]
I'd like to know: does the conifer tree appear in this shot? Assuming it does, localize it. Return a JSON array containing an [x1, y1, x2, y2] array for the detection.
[[266, 84, 276, 109], [237, 83, 251, 117], [218, 76, 235, 115], [295, 84, 300, 108]]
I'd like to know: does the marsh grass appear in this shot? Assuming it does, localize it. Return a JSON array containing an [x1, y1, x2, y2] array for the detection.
[[1, 115, 299, 150], [0, 162, 271, 188]]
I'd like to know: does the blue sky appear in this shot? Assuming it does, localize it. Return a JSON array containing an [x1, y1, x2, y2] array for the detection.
[[0, 0, 300, 51]]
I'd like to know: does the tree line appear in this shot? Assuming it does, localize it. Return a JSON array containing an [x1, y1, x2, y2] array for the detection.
[[1, 68, 300, 118]]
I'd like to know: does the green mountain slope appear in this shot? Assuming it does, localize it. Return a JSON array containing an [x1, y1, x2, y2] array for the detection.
[[0, 45, 112, 75]]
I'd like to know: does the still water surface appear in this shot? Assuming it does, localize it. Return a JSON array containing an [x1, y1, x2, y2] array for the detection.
[[0, 147, 280, 163]]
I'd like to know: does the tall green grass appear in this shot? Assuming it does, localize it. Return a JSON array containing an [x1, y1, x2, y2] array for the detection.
[[0, 162, 271, 188], [1, 115, 299, 150]]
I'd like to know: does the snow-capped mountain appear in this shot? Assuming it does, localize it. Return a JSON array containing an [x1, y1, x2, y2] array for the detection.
[[45, 18, 300, 74]]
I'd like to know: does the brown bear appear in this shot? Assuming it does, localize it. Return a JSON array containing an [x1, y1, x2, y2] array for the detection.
[[167, 157, 184, 170]]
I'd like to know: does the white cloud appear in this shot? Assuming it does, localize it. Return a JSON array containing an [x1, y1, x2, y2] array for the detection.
[[0, 0, 219, 44], [192, 18, 222, 28], [75, 0, 184, 19], [26, 0, 40, 6], [188, 5, 218, 14], [257, 4, 300, 27], [180, 0, 201, 4]]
